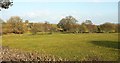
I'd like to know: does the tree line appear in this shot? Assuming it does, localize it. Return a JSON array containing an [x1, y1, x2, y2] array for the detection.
[[1, 16, 120, 35]]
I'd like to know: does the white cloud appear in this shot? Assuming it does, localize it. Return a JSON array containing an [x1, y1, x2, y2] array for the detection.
[[22, 10, 52, 19], [20, 10, 82, 23]]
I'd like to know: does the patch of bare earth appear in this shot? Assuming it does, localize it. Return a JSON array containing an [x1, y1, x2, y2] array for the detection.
[[0, 46, 67, 61]]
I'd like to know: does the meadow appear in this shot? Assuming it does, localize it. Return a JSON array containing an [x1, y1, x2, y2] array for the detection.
[[2, 33, 119, 61]]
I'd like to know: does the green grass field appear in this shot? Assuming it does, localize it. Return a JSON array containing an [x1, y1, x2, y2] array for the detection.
[[2, 33, 119, 61]]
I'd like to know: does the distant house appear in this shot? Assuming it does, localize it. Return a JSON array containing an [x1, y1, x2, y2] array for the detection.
[[57, 28, 63, 32]]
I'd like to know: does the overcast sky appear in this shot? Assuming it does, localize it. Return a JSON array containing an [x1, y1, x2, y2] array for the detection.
[[0, 0, 119, 24]]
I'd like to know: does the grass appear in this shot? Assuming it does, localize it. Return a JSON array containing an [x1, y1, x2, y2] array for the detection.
[[2, 33, 119, 61]]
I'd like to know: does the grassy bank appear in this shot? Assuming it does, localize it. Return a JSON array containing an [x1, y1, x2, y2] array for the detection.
[[2, 33, 119, 61]]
